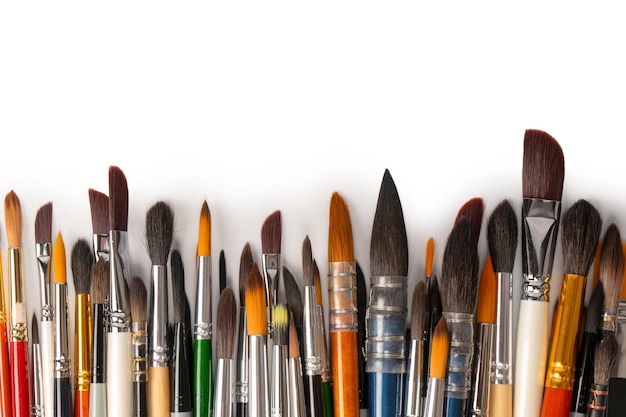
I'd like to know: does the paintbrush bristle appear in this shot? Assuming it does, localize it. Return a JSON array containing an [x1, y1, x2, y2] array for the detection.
[[220, 250, 226, 294], [289, 312, 300, 359], [71, 238, 93, 294], [283, 266, 303, 334], [561, 199, 602, 277], [146, 201, 174, 266], [130, 276, 147, 323], [440, 217, 480, 314], [4, 190, 22, 248], [197, 200, 211, 257], [273, 304, 289, 346], [53, 232, 67, 284], [426, 238, 434, 277], [90, 258, 109, 305], [487, 199, 518, 273], [356, 261, 367, 341], [455, 197, 484, 242], [261, 210, 281, 254], [328, 192, 354, 263], [108, 166, 129, 231], [31, 314, 39, 344], [239, 242, 253, 305], [216, 287, 237, 359], [245, 262, 267, 336], [522, 129, 565, 201], [585, 281, 604, 333], [370, 169, 408, 277], [302, 235, 314, 287], [35, 202, 53, 244], [430, 317, 449, 379], [476, 253, 497, 324], [428, 276, 442, 320], [594, 333, 618, 386], [410, 281, 428, 340], [171, 249, 186, 324], [598, 224, 624, 314], [313, 259, 323, 306], [88, 189, 109, 235]]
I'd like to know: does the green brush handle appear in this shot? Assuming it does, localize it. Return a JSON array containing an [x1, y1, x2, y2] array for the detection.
[[193, 339, 213, 417], [322, 381, 334, 417]]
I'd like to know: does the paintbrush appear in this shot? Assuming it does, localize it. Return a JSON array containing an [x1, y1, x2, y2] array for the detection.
[[284, 266, 304, 360], [454, 197, 484, 246], [261, 210, 282, 339], [194, 200, 213, 417], [356, 262, 368, 417], [303, 235, 326, 417], [215, 287, 237, 417], [313, 258, 334, 417], [328, 191, 359, 417], [571, 281, 604, 417], [366, 169, 409, 417], [597, 224, 625, 339], [90, 258, 109, 417], [587, 333, 618, 417], [107, 165, 133, 417], [221, 250, 227, 294], [405, 280, 427, 417], [541, 199, 602, 417], [35, 201, 54, 417], [271, 304, 290, 417], [89, 188, 110, 261], [131, 276, 148, 417], [146, 201, 174, 417], [289, 311, 306, 417], [53, 232, 72, 417], [72, 238, 94, 417], [236, 242, 254, 417], [423, 237, 438, 404], [31, 314, 44, 417], [423, 317, 450, 417], [246, 262, 270, 417], [617, 243, 626, 377], [486, 199, 518, 417], [514, 129, 565, 417], [171, 249, 193, 417]]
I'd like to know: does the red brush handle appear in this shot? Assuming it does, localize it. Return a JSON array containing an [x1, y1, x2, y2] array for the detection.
[[11, 340, 30, 417], [540, 386, 573, 417], [75, 390, 90, 417], [0, 325, 11, 417]]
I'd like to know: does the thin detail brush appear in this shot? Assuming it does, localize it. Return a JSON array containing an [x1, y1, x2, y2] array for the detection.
[[423, 237, 439, 404], [31, 314, 43, 417], [355, 262, 368, 417], [288, 311, 306, 417], [587, 334, 618, 417], [314, 258, 334, 417], [171, 250, 192, 416], [236, 242, 254, 417], [215, 287, 238, 417], [404, 281, 427, 417], [284, 266, 304, 362], [220, 249, 227, 294], [261, 210, 282, 338], [423, 317, 449, 417], [131, 276, 148, 417], [89, 258, 109, 417], [271, 304, 290, 417], [597, 224, 624, 338], [53, 232, 72, 417]]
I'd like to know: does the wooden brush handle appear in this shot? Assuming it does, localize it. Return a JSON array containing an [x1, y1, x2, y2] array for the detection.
[[489, 384, 512, 417], [148, 366, 171, 417], [10, 340, 30, 417], [331, 331, 359, 417], [75, 389, 90, 417], [539, 386, 572, 417]]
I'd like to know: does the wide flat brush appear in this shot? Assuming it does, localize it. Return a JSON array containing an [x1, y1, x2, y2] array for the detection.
[[328, 191, 359, 417], [31, 315, 43, 417], [53, 232, 72, 417], [131, 276, 148, 417], [541, 199, 602, 417], [515, 129, 565, 417], [236, 243, 254, 417], [288, 312, 306, 417], [313, 259, 334, 417], [423, 317, 450, 417], [597, 224, 624, 338], [89, 258, 109, 417], [366, 169, 409, 417], [261, 210, 282, 338], [89, 189, 109, 261], [284, 266, 304, 361], [271, 304, 290, 417], [355, 262, 368, 417], [404, 281, 427, 417], [214, 287, 237, 417], [587, 333, 618, 417]]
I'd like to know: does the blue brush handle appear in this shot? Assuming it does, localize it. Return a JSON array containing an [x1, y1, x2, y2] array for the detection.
[[443, 396, 467, 417], [367, 372, 403, 417]]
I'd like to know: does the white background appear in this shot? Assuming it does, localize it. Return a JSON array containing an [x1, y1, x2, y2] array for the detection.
[[1, 2, 626, 368]]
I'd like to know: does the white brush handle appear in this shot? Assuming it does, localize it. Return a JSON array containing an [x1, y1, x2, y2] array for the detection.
[[513, 300, 548, 417], [40, 320, 55, 417], [89, 382, 107, 417], [107, 332, 133, 417]]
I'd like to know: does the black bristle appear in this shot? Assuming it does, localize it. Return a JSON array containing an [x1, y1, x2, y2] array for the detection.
[[283, 266, 303, 346], [261, 210, 282, 254], [31, 313, 39, 344], [171, 249, 186, 324], [108, 166, 129, 231], [487, 199, 519, 273], [585, 281, 604, 333], [561, 199, 602, 277], [599, 224, 624, 314], [71, 238, 94, 294], [145, 201, 174, 266], [220, 249, 227, 294], [239, 242, 253, 305]]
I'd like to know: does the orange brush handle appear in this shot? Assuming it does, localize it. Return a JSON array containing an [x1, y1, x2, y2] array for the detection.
[[74, 390, 89, 417], [331, 331, 360, 417], [0, 325, 11, 417], [540, 386, 572, 417]]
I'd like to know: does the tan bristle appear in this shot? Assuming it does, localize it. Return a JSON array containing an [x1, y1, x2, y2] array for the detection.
[[425, 237, 434, 277], [313, 259, 322, 306], [289, 312, 300, 358], [429, 317, 449, 379], [245, 262, 267, 336], [130, 276, 147, 323], [4, 190, 22, 248], [197, 200, 211, 257], [90, 258, 109, 305], [328, 192, 354, 263], [476, 253, 497, 324], [53, 232, 67, 284]]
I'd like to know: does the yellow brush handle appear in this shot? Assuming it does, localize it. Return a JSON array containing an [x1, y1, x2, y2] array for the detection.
[[489, 384, 512, 417], [148, 366, 171, 417]]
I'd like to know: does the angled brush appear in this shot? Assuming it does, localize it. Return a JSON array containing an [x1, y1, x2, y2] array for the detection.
[[88, 188, 109, 261], [214, 287, 237, 417], [236, 242, 254, 417]]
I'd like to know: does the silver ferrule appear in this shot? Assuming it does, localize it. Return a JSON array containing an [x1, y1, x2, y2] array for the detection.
[[288, 357, 305, 417], [442, 312, 474, 399], [316, 305, 331, 383], [93, 233, 109, 262], [303, 286, 321, 376], [248, 335, 269, 417], [195, 256, 212, 340], [328, 261, 358, 332], [9, 248, 28, 341], [214, 358, 234, 417], [32, 343, 43, 416], [492, 272, 513, 385], [404, 339, 424, 417], [236, 306, 249, 403], [109, 230, 131, 332], [132, 321, 148, 383], [36, 243, 53, 321], [601, 305, 619, 335], [471, 323, 493, 416], [423, 378, 445, 417], [262, 253, 280, 333], [521, 198, 561, 301], [271, 345, 289, 417], [619, 300, 626, 321], [149, 265, 169, 367], [54, 282, 71, 378], [365, 275, 407, 373]]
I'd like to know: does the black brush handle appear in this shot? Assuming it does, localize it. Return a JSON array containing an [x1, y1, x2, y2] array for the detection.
[[55, 377, 72, 417], [236, 401, 248, 417], [303, 374, 325, 417], [572, 331, 597, 414], [133, 380, 147, 417]]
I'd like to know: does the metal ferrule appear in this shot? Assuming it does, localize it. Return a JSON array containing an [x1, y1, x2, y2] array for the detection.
[[54, 282, 71, 378], [215, 358, 234, 417], [271, 345, 289, 417], [328, 261, 358, 332], [470, 323, 493, 416], [423, 378, 445, 417], [601, 305, 619, 335], [365, 275, 407, 374], [149, 264, 169, 367], [303, 286, 321, 376], [587, 384, 609, 416], [492, 272, 513, 385], [248, 334, 269, 417], [442, 312, 474, 399], [32, 342, 43, 417], [0, 253, 5, 324], [521, 198, 561, 301], [75, 294, 92, 391], [93, 233, 109, 262], [109, 230, 131, 332], [618, 300, 626, 321], [132, 321, 148, 383], [91, 303, 107, 383], [545, 274, 587, 389], [262, 253, 280, 333], [236, 306, 249, 403], [9, 247, 28, 341], [195, 256, 212, 340], [317, 305, 331, 383], [288, 357, 305, 417], [36, 242, 53, 321], [404, 339, 424, 417]]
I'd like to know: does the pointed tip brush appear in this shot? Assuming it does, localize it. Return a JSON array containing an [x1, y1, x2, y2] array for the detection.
[[587, 333, 618, 417], [236, 242, 253, 417], [312, 258, 334, 417], [404, 281, 427, 417], [283, 266, 303, 357], [215, 288, 238, 417], [424, 237, 441, 404], [130, 275, 148, 417], [288, 311, 306, 417], [356, 261, 368, 412], [423, 317, 449, 417], [220, 250, 227, 294], [31, 314, 43, 417], [597, 224, 625, 336]]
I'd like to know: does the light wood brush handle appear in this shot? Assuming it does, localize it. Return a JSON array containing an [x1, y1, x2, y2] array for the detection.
[[489, 384, 512, 417], [148, 366, 171, 417]]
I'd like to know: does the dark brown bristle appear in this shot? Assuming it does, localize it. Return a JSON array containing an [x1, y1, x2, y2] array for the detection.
[[88, 189, 110, 235], [171, 249, 186, 324], [239, 242, 253, 305], [283, 266, 303, 336], [430, 317, 449, 379], [219, 250, 227, 294], [273, 304, 289, 346], [476, 254, 497, 324], [130, 276, 147, 323], [145, 201, 174, 266], [4, 190, 22, 248], [216, 287, 237, 359], [302, 235, 314, 287], [245, 263, 267, 336], [328, 192, 355, 263], [454, 197, 484, 243], [487, 199, 519, 273], [561, 199, 602, 277], [34, 202, 53, 244], [31, 314, 39, 344], [90, 258, 109, 305], [356, 261, 367, 346], [598, 224, 624, 314], [108, 166, 129, 231], [522, 129, 565, 200], [593, 333, 618, 386], [585, 281, 604, 333], [261, 210, 281, 254], [370, 169, 408, 276], [440, 218, 480, 314], [71, 238, 94, 294], [288, 312, 301, 359], [313, 259, 323, 306], [410, 281, 428, 340]]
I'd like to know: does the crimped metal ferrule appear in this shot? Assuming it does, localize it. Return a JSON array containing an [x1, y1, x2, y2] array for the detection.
[[36, 242, 53, 321], [149, 264, 169, 367], [195, 256, 212, 340], [93, 233, 109, 262], [109, 230, 131, 332]]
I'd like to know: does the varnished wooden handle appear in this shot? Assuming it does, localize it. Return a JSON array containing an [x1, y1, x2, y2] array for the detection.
[[331, 331, 360, 417], [488, 384, 512, 417], [148, 366, 171, 417]]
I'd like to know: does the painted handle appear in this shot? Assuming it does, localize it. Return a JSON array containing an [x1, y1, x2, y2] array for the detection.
[[134, 381, 147, 417], [193, 339, 212, 417], [148, 366, 171, 417], [0, 325, 11, 417], [107, 332, 133, 417], [322, 382, 333, 417], [488, 384, 512, 417], [89, 382, 107, 417], [304, 374, 325, 417], [331, 331, 359, 417], [236, 402, 247, 417], [514, 300, 549, 417], [540, 387, 573, 417], [11, 340, 30, 417], [367, 372, 403, 417], [41, 320, 56, 417], [55, 377, 73, 417], [75, 390, 90, 417]]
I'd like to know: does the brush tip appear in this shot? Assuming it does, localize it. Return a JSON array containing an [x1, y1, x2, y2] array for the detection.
[[273, 303, 290, 346], [216, 287, 237, 359], [410, 280, 428, 340], [34, 202, 53, 244], [90, 258, 109, 305], [197, 200, 211, 257], [261, 210, 281, 254], [130, 276, 147, 323], [239, 242, 253, 304], [146, 201, 174, 265], [283, 266, 303, 329], [328, 191, 354, 263], [522, 129, 565, 200], [245, 262, 267, 336], [561, 199, 602, 277], [108, 165, 129, 231], [487, 199, 518, 273], [88, 189, 110, 235], [71, 238, 94, 294], [4, 190, 22, 247], [302, 235, 314, 287], [598, 223, 624, 311], [425, 237, 434, 277], [454, 197, 484, 242], [31, 314, 39, 344], [476, 253, 497, 324], [170, 249, 186, 323], [430, 317, 449, 379], [53, 232, 66, 284]]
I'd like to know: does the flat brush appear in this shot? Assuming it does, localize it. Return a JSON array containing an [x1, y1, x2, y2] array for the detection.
[[236, 243, 254, 417], [31, 315, 43, 417], [88, 189, 109, 261], [288, 311, 306, 417], [261, 209, 282, 338], [313, 258, 334, 417], [404, 281, 427, 417], [89, 258, 109, 417], [597, 224, 624, 338], [214, 287, 237, 417], [366, 169, 408, 417], [515, 129, 565, 417], [53, 232, 72, 417], [541, 199, 602, 417], [131, 276, 148, 417], [355, 262, 368, 417], [328, 191, 359, 417], [423, 317, 449, 417], [587, 333, 618, 417], [283, 266, 304, 362], [271, 304, 290, 417]]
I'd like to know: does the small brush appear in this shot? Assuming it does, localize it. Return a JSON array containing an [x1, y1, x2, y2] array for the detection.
[[31, 314, 43, 417], [597, 224, 625, 338], [89, 258, 109, 417], [587, 334, 618, 417], [404, 280, 427, 417], [236, 243, 254, 417], [88, 188, 110, 261], [171, 249, 192, 417], [283, 266, 304, 361], [53, 232, 72, 417], [288, 311, 306, 417], [423, 237, 439, 404], [356, 262, 368, 417], [131, 276, 148, 417], [423, 317, 450, 417], [313, 258, 334, 417], [220, 249, 227, 294], [271, 304, 290, 417], [215, 287, 238, 417], [261, 210, 282, 338]]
